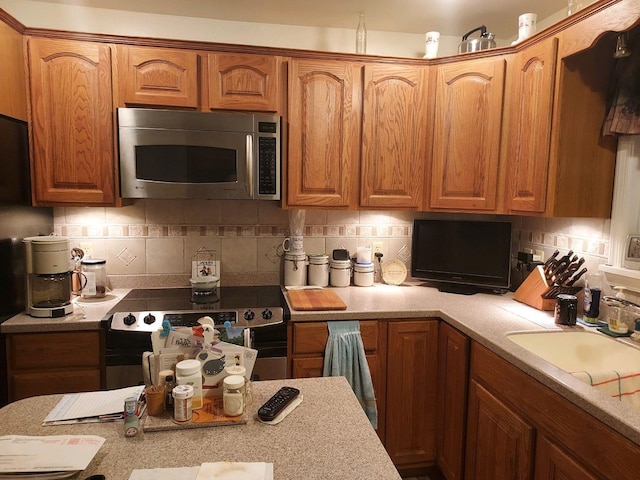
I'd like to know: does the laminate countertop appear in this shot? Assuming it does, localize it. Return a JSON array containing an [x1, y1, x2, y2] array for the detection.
[[4, 281, 640, 448], [0, 376, 399, 480]]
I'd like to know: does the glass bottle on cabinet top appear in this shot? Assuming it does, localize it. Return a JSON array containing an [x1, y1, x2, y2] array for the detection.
[[356, 13, 367, 54]]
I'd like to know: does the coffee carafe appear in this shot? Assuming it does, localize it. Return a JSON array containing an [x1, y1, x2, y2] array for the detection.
[[24, 236, 73, 318]]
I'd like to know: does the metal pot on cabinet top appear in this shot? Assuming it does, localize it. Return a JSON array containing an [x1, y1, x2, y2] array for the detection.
[[458, 25, 496, 53]]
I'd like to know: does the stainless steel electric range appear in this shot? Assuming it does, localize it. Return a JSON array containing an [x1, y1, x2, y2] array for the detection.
[[102, 285, 289, 389]]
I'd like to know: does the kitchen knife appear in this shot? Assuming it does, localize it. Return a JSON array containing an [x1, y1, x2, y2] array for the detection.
[[566, 267, 588, 286]]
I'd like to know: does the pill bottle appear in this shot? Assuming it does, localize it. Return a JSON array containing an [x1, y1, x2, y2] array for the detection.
[[308, 254, 329, 287], [353, 262, 374, 287], [330, 259, 352, 287], [81, 259, 107, 298], [176, 359, 203, 410], [172, 385, 194, 422]]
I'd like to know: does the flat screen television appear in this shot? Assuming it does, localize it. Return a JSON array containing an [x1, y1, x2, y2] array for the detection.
[[411, 219, 512, 295]]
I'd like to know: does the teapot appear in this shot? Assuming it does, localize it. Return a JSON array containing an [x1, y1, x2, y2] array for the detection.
[[458, 25, 496, 53]]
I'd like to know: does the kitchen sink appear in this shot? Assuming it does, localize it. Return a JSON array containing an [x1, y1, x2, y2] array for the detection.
[[506, 330, 640, 373]]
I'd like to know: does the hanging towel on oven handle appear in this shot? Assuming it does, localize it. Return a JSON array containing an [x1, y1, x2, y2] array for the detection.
[[322, 321, 378, 428]]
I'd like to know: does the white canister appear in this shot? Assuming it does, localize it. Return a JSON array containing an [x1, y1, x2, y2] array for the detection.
[[284, 252, 307, 286], [308, 254, 329, 287], [330, 259, 352, 287], [353, 262, 374, 287], [175, 359, 203, 410]]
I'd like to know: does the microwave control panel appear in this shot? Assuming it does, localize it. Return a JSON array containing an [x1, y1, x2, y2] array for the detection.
[[258, 136, 277, 196]]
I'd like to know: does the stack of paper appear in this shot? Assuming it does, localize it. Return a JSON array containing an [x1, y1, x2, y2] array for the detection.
[[128, 462, 274, 480], [0, 435, 105, 479], [43, 385, 145, 425]]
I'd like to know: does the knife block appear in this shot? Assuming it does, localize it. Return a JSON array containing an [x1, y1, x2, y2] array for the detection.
[[513, 265, 557, 311]]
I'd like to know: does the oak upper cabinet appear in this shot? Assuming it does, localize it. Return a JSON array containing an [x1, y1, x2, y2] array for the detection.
[[207, 53, 280, 112], [436, 322, 469, 480], [0, 19, 27, 121], [504, 38, 558, 214], [429, 56, 505, 211], [287, 59, 361, 208], [28, 37, 116, 205], [115, 45, 199, 108], [385, 320, 438, 469], [360, 64, 429, 208]]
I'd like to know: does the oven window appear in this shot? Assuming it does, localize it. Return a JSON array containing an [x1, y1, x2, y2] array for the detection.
[[134, 145, 238, 183]]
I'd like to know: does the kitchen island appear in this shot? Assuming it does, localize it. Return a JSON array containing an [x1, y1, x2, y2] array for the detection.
[[0, 376, 401, 480]]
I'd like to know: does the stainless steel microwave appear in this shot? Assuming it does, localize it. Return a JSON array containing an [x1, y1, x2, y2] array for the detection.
[[117, 108, 280, 200]]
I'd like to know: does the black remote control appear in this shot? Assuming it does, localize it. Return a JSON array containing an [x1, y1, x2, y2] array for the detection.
[[257, 386, 300, 421]]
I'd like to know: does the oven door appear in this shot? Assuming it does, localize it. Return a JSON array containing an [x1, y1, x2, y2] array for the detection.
[[245, 322, 288, 381]]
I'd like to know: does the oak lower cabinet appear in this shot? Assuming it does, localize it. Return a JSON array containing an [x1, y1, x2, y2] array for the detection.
[[468, 342, 640, 480], [6, 331, 104, 402], [289, 318, 438, 471], [436, 323, 469, 480], [27, 37, 116, 206], [287, 59, 361, 208], [429, 56, 505, 212]]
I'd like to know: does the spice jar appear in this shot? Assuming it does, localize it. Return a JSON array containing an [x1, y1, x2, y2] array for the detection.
[[81, 259, 107, 298]]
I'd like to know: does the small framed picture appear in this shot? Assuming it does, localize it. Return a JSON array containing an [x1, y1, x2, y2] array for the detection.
[[623, 234, 640, 270]]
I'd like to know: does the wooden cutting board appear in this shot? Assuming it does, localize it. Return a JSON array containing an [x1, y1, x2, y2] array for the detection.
[[287, 289, 348, 311]]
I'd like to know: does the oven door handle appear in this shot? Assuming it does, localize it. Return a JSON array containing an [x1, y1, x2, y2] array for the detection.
[[246, 134, 253, 198], [244, 328, 253, 350]]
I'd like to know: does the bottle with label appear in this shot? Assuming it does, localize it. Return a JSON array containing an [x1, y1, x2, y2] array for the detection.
[[163, 373, 175, 414], [583, 273, 602, 324], [176, 359, 203, 410]]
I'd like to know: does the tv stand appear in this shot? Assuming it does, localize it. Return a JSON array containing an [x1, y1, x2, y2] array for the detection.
[[437, 284, 480, 295]]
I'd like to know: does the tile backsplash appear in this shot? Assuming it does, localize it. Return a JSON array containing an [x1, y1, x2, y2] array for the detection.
[[53, 200, 611, 290]]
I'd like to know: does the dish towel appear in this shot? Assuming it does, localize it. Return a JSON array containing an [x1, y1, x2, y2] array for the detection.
[[322, 321, 378, 428], [572, 370, 640, 409]]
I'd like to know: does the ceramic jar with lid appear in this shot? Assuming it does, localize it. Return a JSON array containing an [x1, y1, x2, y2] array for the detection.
[[353, 262, 374, 287], [307, 254, 329, 287], [330, 259, 352, 287], [284, 252, 307, 286]]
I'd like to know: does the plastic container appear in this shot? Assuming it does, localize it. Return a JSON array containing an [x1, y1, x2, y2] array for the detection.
[[353, 262, 374, 287], [308, 254, 329, 287], [330, 259, 352, 287], [175, 359, 203, 410], [81, 259, 107, 298], [284, 252, 307, 286], [223, 375, 248, 416], [172, 384, 194, 422]]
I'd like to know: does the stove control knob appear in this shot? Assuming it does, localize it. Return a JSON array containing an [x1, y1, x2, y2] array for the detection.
[[123, 313, 136, 326], [143, 313, 156, 325], [262, 309, 273, 320], [244, 310, 255, 321]]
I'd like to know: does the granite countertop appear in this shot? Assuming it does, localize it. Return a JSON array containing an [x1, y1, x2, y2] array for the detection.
[[5, 282, 640, 447], [0, 377, 399, 480]]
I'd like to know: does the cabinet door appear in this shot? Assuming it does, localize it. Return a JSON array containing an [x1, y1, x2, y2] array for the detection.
[[505, 38, 558, 213], [0, 21, 27, 120], [436, 322, 470, 480], [360, 64, 428, 208], [116, 45, 199, 108], [28, 38, 115, 205], [535, 435, 598, 480], [386, 320, 438, 468], [207, 53, 279, 112], [465, 380, 535, 480], [430, 57, 505, 211], [287, 59, 361, 208]]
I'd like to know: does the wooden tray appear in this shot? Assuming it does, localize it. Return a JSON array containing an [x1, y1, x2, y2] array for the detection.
[[143, 395, 246, 432], [287, 289, 348, 311]]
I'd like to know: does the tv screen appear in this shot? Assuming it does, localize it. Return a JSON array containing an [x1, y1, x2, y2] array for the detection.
[[411, 219, 512, 294]]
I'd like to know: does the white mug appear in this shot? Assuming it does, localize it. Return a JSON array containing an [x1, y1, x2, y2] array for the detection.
[[518, 13, 537, 40], [282, 235, 304, 253], [424, 31, 440, 59]]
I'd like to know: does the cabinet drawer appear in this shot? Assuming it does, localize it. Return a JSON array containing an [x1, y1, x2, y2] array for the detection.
[[8, 331, 101, 370], [10, 369, 102, 401], [293, 321, 379, 354]]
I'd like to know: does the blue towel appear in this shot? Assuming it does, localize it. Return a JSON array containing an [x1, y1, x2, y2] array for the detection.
[[322, 321, 378, 428]]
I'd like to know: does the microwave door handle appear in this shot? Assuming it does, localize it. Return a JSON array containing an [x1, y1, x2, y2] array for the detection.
[[246, 135, 253, 198]]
